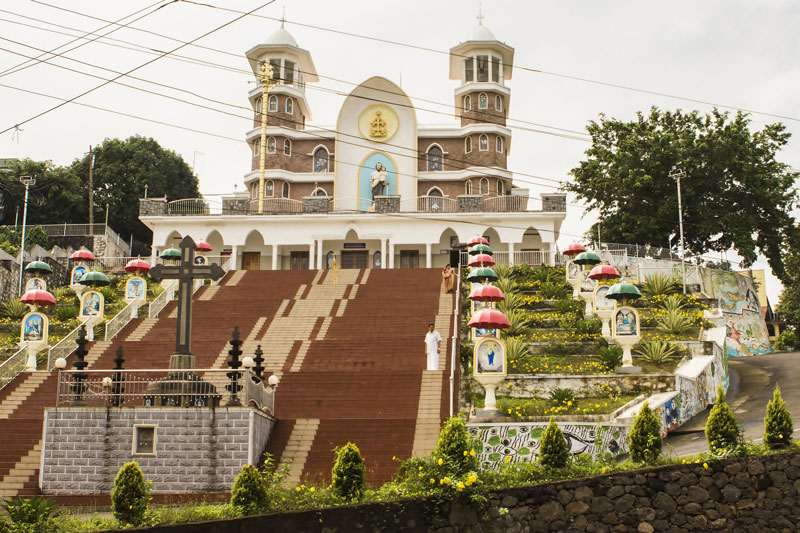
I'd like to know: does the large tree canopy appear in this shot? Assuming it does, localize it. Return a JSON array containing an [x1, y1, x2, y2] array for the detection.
[[777, 233, 800, 331], [567, 107, 797, 280], [0, 158, 85, 227]]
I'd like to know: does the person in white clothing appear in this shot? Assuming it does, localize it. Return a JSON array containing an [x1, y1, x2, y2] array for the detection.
[[424, 323, 442, 370]]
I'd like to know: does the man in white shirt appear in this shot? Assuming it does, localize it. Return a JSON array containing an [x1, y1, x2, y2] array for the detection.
[[424, 323, 442, 370]]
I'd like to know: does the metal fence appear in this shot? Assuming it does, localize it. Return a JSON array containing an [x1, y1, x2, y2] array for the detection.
[[47, 318, 91, 371], [591, 241, 680, 261], [0, 345, 28, 391], [166, 199, 210, 216], [56, 369, 275, 414], [105, 297, 144, 342], [460, 250, 567, 267], [400, 196, 458, 213], [248, 198, 304, 215], [148, 279, 177, 318]]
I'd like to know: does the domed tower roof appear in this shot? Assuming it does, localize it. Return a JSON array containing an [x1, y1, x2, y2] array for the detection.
[[264, 25, 298, 47], [466, 22, 498, 42]]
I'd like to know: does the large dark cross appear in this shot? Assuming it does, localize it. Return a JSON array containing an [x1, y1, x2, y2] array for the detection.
[[150, 235, 225, 356]]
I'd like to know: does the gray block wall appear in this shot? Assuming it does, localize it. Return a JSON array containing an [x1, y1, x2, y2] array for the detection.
[[41, 407, 275, 495]]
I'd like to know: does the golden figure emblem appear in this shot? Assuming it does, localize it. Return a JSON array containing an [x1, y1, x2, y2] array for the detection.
[[358, 105, 399, 142]]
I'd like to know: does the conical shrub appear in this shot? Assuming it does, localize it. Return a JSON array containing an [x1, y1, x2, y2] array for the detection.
[[539, 416, 568, 469], [331, 442, 365, 501], [111, 462, 150, 525], [764, 384, 794, 449], [628, 402, 662, 464], [230, 464, 268, 515], [434, 417, 479, 477], [705, 386, 742, 452]]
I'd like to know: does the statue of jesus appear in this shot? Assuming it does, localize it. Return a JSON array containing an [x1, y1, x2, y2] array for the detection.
[[370, 162, 388, 198]]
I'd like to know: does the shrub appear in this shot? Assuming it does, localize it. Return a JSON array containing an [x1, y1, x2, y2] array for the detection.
[[559, 317, 602, 336], [492, 264, 511, 281], [554, 298, 583, 317], [539, 416, 568, 469], [494, 278, 515, 298], [231, 464, 268, 515], [529, 266, 562, 284], [504, 337, 531, 369], [705, 386, 742, 453], [641, 273, 681, 298], [549, 387, 575, 406], [500, 309, 531, 339], [434, 417, 479, 477], [540, 282, 569, 300], [0, 299, 29, 320], [764, 384, 793, 449], [628, 402, 662, 464], [100, 286, 120, 303], [331, 442, 365, 501], [656, 308, 693, 335], [634, 340, 681, 363], [111, 461, 150, 525], [496, 292, 522, 315], [2, 496, 59, 527], [773, 330, 797, 351], [595, 345, 622, 371], [55, 305, 79, 322], [656, 294, 687, 312]]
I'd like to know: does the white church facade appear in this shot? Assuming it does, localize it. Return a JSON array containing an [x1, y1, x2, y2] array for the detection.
[[138, 20, 567, 270]]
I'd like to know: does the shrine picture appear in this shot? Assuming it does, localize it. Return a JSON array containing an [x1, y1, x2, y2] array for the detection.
[[615, 308, 637, 336], [22, 313, 45, 342], [475, 338, 504, 374]]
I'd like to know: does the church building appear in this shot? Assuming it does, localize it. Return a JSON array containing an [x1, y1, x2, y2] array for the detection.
[[138, 19, 567, 270]]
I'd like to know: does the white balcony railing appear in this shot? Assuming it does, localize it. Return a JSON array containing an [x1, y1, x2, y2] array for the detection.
[[167, 198, 210, 216], [47, 318, 91, 371], [0, 345, 28, 391], [148, 279, 178, 318], [105, 297, 144, 342], [400, 196, 458, 213]]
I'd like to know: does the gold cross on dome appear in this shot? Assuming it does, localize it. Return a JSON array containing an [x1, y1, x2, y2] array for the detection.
[[370, 111, 388, 138]]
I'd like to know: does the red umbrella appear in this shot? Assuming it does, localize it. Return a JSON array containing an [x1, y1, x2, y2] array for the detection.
[[468, 253, 495, 267], [69, 250, 96, 262], [588, 264, 621, 280], [468, 308, 511, 330], [468, 284, 505, 302], [195, 240, 212, 252], [124, 259, 151, 274], [21, 289, 56, 307], [563, 243, 587, 257], [467, 235, 489, 246]]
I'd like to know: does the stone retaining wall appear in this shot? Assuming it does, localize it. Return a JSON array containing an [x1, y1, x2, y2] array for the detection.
[[466, 373, 674, 399]]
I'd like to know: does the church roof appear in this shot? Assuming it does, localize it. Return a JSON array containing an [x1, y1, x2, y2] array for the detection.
[[466, 23, 498, 42], [264, 25, 298, 47]]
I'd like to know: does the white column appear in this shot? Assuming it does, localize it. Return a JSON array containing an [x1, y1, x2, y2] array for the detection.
[[230, 245, 239, 270], [425, 243, 432, 268], [388, 241, 395, 268], [508, 242, 515, 266], [380, 239, 387, 269], [316, 240, 323, 270], [150, 248, 158, 266], [271, 244, 279, 270], [308, 242, 315, 270]]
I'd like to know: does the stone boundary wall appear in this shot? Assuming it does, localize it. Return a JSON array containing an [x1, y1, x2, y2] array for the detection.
[[131, 451, 800, 533], [41, 407, 275, 495], [466, 373, 675, 399]]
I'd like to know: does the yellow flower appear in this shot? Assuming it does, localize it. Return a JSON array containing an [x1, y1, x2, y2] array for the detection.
[[392, 456, 396, 461], [505, 456, 511, 463], [468, 474, 478, 484], [470, 450, 476, 457], [295, 487, 301, 492], [601, 467, 606, 473], [418, 473, 423, 478], [418, 466, 423, 471], [430, 478, 435, 484], [780, 434, 784, 439], [129, 505, 133, 509], [463, 451, 468, 456], [703, 463, 709, 469], [438, 458, 443, 466], [456, 481, 465, 491], [309, 487, 315, 493]]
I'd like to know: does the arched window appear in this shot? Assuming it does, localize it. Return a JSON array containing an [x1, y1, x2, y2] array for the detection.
[[495, 95, 503, 111], [255, 97, 263, 115], [480, 178, 489, 195], [313, 147, 329, 173], [496, 136, 504, 153], [479, 134, 488, 151], [373, 251, 382, 269], [284, 139, 291, 156], [326, 251, 335, 269], [463, 95, 471, 111], [253, 138, 260, 156], [265, 180, 274, 196], [268, 95, 278, 112], [286, 97, 294, 114], [427, 187, 443, 212], [497, 180, 504, 196], [465, 137, 472, 153], [251, 184, 258, 199], [282, 182, 290, 198], [427, 145, 443, 171], [465, 180, 473, 194], [266, 136, 276, 153], [312, 187, 328, 197], [478, 92, 488, 109]]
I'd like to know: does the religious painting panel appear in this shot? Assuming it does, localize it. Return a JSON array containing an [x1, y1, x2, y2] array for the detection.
[[125, 276, 147, 301], [613, 306, 639, 337], [566, 260, 580, 282], [579, 270, 596, 293], [80, 291, 104, 318], [70, 265, 88, 285], [593, 285, 615, 312], [473, 336, 505, 376], [20, 311, 48, 344], [25, 277, 46, 291]]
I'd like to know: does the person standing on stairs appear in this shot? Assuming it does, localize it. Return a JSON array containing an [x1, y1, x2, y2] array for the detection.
[[442, 264, 455, 293], [424, 323, 442, 371]]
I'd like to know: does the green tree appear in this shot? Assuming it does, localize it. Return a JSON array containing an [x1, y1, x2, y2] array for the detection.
[[705, 386, 742, 453], [0, 158, 85, 227], [539, 415, 568, 469], [628, 402, 662, 464], [568, 107, 797, 280], [330, 442, 366, 501], [764, 384, 793, 448], [230, 464, 268, 515], [434, 417, 480, 477], [110, 461, 150, 525], [778, 233, 800, 331]]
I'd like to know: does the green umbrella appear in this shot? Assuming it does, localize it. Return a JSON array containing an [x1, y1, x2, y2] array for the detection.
[[466, 266, 499, 283], [24, 261, 52, 275], [468, 244, 493, 256], [79, 271, 111, 287], [160, 248, 181, 259], [606, 282, 642, 301], [572, 251, 601, 265]]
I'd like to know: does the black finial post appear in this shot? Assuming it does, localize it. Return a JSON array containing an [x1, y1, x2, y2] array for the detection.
[[225, 326, 243, 406], [110, 346, 125, 407], [71, 325, 89, 405], [253, 345, 265, 379]]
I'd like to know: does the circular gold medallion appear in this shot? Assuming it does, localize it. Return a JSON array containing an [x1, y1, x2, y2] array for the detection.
[[358, 104, 399, 142]]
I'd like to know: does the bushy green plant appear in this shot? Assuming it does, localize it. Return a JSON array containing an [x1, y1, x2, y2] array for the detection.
[[230, 464, 268, 515], [331, 442, 365, 501], [657, 294, 688, 312], [111, 461, 151, 525], [1, 299, 29, 320], [149, 284, 165, 298], [496, 292, 522, 315], [100, 286, 120, 303], [51, 286, 74, 301], [656, 308, 693, 334], [2, 496, 59, 527], [764, 384, 793, 449], [526, 265, 563, 284], [540, 282, 569, 300], [772, 330, 797, 351], [559, 317, 602, 336], [504, 337, 531, 368], [492, 264, 511, 281], [634, 340, 681, 363], [493, 278, 515, 298], [595, 345, 623, 371], [539, 416, 568, 468], [628, 402, 662, 464], [500, 309, 531, 338], [641, 273, 681, 298], [434, 417, 479, 477], [549, 387, 575, 406], [554, 298, 583, 317], [705, 386, 742, 453], [55, 305, 79, 322]]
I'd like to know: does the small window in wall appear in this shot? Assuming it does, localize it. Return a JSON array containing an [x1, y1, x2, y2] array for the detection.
[[312, 187, 328, 197], [253, 138, 260, 156], [269, 59, 281, 82], [491, 56, 500, 82], [313, 147, 329, 173], [464, 57, 474, 82], [480, 178, 489, 195], [478, 92, 488, 110], [326, 251, 335, 269], [373, 251, 382, 269], [496, 136, 504, 153], [255, 97, 263, 115], [284, 139, 292, 156], [477, 55, 488, 82], [132, 425, 156, 455], [266, 180, 274, 196], [282, 182, 290, 198], [463, 95, 471, 111], [266, 136, 276, 153], [465, 180, 473, 194], [268, 95, 278, 112], [284, 60, 295, 84], [427, 145, 443, 171], [286, 97, 294, 114], [465, 137, 472, 153], [495, 94, 503, 111], [479, 134, 488, 151], [497, 180, 504, 196], [251, 184, 258, 199]]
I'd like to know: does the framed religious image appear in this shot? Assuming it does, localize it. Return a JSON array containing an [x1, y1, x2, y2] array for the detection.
[[70, 265, 88, 285], [473, 336, 505, 376], [126, 277, 146, 300], [471, 327, 497, 340], [566, 260, 580, 282], [194, 255, 207, 265], [579, 270, 596, 293], [80, 291, 103, 318], [593, 285, 615, 312], [614, 307, 639, 337], [450, 236, 460, 248], [25, 277, 46, 291], [21, 312, 47, 344]]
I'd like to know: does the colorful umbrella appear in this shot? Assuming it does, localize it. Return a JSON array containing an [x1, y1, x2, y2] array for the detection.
[[69, 250, 95, 262], [606, 282, 642, 301], [466, 266, 499, 283], [588, 264, 620, 281], [468, 308, 511, 330], [468, 244, 493, 256], [468, 284, 505, 302], [468, 253, 495, 267], [467, 235, 489, 246], [79, 271, 111, 287], [195, 240, 212, 252], [124, 259, 151, 274], [21, 289, 55, 307], [160, 248, 181, 260], [562, 243, 587, 257], [573, 251, 601, 266], [24, 261, 52, 275]]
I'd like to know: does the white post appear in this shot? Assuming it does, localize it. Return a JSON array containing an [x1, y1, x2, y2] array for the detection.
[[308, 242, 315, 270], [425, 243, 432, 268], [272, 244, 279, 270], [508, 242, 515, 266], [17, 177, 34, 296], [670, 166, 688, 294], [380, 239, 387, 269], [230, 245, 239, 270], [316, 240, 323, 270], [388, 241, 395, 268]]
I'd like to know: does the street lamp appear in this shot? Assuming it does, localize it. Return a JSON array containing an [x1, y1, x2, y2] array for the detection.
[[669, 166, 688, 294], [17, 175, 35, 296]]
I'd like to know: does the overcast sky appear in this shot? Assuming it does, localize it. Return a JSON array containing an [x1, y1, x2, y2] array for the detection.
[[1, 0, 798, 303]]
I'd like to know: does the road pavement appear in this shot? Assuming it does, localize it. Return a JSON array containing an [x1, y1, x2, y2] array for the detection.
[[663, 351, 800, 457]]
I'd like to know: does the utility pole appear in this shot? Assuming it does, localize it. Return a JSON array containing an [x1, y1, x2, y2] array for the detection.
[[87, 146, 95, 227], [18, 175, 35, 296], [258, 61, 279, 215], [669, 166, 688, 294]]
